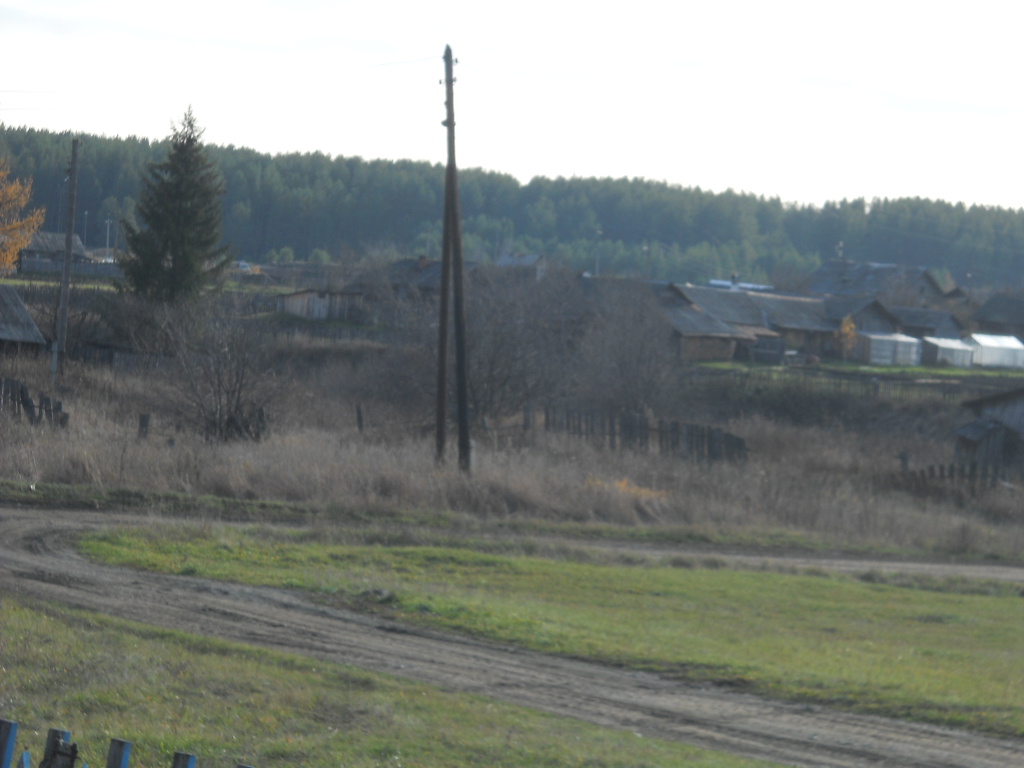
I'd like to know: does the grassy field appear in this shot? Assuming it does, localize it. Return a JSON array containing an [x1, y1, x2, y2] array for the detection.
[[77, 522, 1024, 739], [0, 597, 783, 768]]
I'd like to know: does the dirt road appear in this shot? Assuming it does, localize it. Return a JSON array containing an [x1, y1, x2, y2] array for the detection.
[[2, 508, 1022, 768]]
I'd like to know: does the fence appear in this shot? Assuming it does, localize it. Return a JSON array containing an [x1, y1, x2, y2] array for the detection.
[[0, 721, 248, 768], [534, 406, 747, 462], [895, 461, 1015, 496], [0, 378, 69, 427], [715, 366, 1008, 403]]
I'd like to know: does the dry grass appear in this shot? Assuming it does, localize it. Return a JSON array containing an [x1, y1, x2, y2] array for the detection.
[[2, 357, 1023, 560]]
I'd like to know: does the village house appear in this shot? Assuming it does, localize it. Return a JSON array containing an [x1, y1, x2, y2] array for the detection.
[[972, 293, 1024, 340], [804, 258, 954, 307]]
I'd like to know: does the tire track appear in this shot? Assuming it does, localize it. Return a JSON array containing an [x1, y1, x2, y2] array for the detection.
[[1, 508, 1022, 768]]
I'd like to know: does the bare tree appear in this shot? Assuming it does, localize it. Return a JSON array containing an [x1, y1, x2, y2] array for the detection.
[[569, 279, 686, 415], [157, 298, 277, 441]]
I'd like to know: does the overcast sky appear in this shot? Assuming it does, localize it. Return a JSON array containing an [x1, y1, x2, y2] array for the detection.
[[3, 0, 1023, 210]]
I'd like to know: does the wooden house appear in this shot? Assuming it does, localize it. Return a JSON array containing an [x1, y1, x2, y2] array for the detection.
[[887, 306, 963, 339], [973, 294, 1024, 340], [805, 258, 952, 307]]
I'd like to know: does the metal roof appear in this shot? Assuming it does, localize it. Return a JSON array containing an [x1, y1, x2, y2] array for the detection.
[[0, 285, 46, 345]]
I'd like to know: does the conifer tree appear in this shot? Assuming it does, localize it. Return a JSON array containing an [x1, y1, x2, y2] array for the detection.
[[121, 109, 230, 301]]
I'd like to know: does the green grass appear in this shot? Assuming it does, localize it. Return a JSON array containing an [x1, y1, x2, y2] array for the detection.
[[79, 524, 1024, 738], [0, 597, 780, 768]]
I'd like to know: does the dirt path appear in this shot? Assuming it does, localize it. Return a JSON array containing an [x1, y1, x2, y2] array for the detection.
[[2, 508, 1022, 768]]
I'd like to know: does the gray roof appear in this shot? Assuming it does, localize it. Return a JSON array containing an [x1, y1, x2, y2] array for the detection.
[[955, 418, 1006, 442], [672, 285, 768, 327], [495, 253, 544, 268], [22, 231, 87, 259], [888, 306, 962, 334], [974, 294, 1024, 326], [0, 286, 46, 345], [806, 259, 948, 297], [675, 285, 836, 333]]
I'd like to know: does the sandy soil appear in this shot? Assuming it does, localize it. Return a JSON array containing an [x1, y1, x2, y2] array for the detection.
[[2, 507, 1023, 768]]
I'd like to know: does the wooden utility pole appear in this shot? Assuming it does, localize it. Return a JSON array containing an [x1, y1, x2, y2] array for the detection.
[[51, 137, 79, 382], [435, 45, 472, 471]]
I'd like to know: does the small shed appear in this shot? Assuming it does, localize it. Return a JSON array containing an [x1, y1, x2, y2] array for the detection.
[[0, 285, 47, 352], [957, 388, 1024, 467], [921, 336, 974, 368], [966, 334, 1024, 369], [856, 332, 922, 366], [277, 289, 358, 321]]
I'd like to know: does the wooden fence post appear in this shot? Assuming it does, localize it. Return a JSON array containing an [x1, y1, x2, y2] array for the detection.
[[138, 414, 151, 440]]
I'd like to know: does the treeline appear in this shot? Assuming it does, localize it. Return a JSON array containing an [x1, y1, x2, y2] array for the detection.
[[3, 124, 1024, 289]]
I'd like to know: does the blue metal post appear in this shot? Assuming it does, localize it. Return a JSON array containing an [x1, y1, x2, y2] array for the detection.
[[43, 730, 71, 765], [105, 740, 131, 768], [170, 753, 196, 768], [0, 720, 17, 768]]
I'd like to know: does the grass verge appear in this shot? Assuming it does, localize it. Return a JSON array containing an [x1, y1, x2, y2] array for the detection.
[[78, 523, 1024, 739], [0, 596, 779, 768]]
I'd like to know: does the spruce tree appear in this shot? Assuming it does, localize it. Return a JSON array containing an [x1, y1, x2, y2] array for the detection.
[[121, 109, 230, 301]]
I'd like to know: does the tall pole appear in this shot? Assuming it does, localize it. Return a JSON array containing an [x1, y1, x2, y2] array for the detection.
[[436, 45, 471, 471], [52, 137, 79, 382]]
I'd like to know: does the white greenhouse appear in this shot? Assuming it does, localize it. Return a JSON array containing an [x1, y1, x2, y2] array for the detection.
[[921, 336, 974, 368], [857, 332, 922, 367], [966, 334, 1024, 369]]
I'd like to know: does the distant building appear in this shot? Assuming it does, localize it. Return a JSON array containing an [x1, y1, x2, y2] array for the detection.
[[805, 258, 952, 307], [0, 285, 46, 353], [973, 294, 1024, 340]]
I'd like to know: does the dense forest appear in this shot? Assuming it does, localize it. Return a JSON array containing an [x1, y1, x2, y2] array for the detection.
[[3, 124, 1024, 289]]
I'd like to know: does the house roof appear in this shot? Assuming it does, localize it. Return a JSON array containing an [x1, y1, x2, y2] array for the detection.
[[22, 231, 87, 259], [954, 418, 1006, 442], [805, 259, 949, 297], [0, 286, 46, 345], [581, 278, 748, 340], [974, 294, 1024, 327], [748, 293, 835, 332], [888, 306, 961, 333], [495, 253, 544, 268], [674, 284, 842, 334], [662, 303, 751, 339], [672, 285, 768, 327]]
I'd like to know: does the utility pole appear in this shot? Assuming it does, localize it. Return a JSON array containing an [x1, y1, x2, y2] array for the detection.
[[51, 137, 79, 382], [435, 45, 471, 471]]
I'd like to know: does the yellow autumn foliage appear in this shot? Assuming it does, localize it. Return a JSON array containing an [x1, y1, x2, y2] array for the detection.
[[0, 157, 45, 273]]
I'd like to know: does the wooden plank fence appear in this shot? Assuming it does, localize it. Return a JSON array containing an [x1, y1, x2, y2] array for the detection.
[[0, 378, 70, 427], [895, 461, 1014, 495], [535, 406, 747, 462], [0, 720, 253, 768]]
